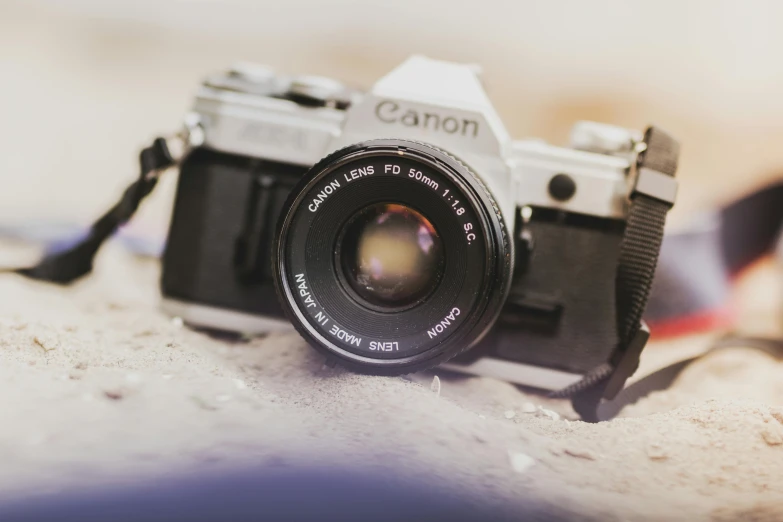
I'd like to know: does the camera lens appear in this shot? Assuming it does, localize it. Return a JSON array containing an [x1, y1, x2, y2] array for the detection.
[[339, 203, 444, 310], [273, 140, 512, 375]]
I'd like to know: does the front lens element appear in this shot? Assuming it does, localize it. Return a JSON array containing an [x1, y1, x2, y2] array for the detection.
[[339, 203, 444, 309]]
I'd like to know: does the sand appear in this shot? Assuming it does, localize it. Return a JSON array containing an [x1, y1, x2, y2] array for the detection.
[[1, 242, 782, 521]]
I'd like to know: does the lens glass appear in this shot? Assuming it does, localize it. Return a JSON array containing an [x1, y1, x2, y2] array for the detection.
[[339, 203, 444, 309]]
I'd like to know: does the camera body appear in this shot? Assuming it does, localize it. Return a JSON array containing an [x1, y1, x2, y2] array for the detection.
[[162, 56, 653, 390]]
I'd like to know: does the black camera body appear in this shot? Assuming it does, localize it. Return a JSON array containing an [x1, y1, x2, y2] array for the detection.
[[161, 57, 677, 391], [162, 148, 300, 331]]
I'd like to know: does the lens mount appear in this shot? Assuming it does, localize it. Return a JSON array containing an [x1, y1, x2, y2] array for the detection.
[[273, 139, 512, 375]]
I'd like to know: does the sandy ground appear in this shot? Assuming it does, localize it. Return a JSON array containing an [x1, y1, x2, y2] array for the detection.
[[1, 241, 783, 521]]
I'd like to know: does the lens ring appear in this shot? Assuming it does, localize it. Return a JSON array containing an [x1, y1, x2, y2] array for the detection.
[[273, 139, 512, 375]]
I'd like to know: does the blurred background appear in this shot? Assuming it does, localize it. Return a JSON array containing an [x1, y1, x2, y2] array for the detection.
[[2, 0, 783, 234]]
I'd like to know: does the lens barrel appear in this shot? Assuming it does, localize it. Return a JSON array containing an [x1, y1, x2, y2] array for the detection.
[[273, 140, 512, 374]]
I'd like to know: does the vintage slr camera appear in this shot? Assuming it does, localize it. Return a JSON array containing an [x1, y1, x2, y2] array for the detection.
[[161, 56, 678, 392]]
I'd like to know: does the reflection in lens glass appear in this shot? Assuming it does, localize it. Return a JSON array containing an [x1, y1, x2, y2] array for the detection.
[[340, 203, 444, 309]]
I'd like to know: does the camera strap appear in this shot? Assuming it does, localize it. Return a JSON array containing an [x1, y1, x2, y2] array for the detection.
[[562, 174, 783, 421], [552, 126, 682, 420], [2, 137, 179, 284]]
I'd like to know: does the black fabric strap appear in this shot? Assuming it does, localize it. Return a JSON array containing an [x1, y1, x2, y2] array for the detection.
[[6, 138, 174, 284], [555, 180, 783, 421], [566, 173, 783, 422], [552, 127, 681, 421], [616, 127, 679, 351], [577, 180, 783, 421]]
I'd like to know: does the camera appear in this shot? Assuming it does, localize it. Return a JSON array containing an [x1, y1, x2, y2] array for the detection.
[[161, 56, 679, 392]]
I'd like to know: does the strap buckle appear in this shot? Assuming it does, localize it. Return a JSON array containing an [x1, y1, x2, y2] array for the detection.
[[140, 114, 204, 181], [602, 321, 650, 400], [631, 167, 678, 206]]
